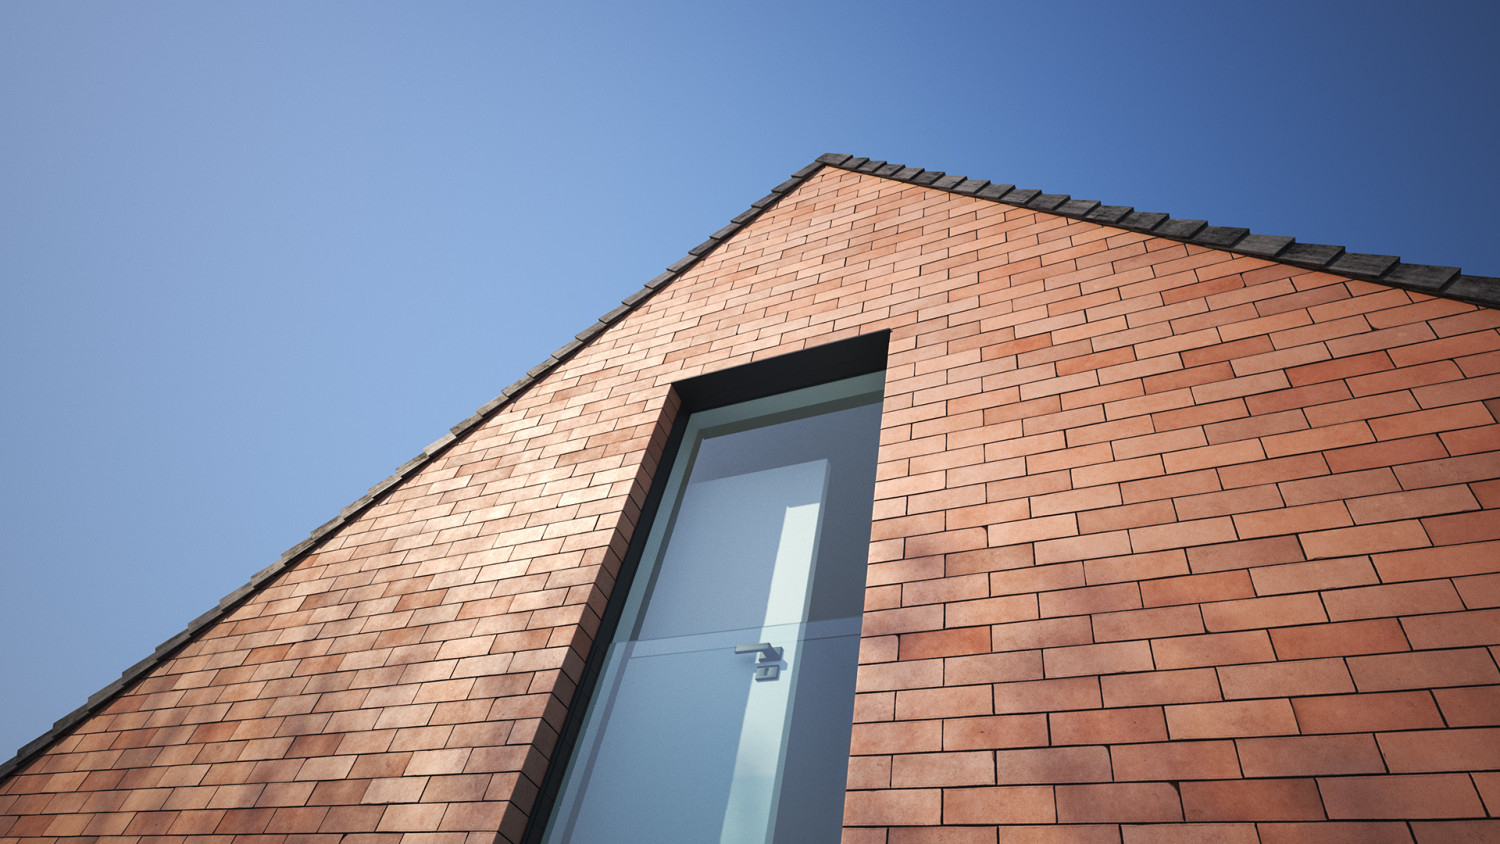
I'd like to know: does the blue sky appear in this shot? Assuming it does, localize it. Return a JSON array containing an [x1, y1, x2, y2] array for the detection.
[[1, 1, 1495, 759]]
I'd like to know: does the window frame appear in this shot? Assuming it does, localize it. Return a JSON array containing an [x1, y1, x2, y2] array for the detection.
[[520, 331, 889, 843]]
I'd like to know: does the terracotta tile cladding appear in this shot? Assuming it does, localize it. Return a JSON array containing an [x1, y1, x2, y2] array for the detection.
[[5, 154, 1499, 840]]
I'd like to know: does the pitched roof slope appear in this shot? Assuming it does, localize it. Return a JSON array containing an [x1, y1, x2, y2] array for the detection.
[[3, 152, 1495, 780]]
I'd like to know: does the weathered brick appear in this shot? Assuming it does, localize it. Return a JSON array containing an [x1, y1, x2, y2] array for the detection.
[[1236, 734, 1385, 777], [942, 785, 1057, 824], [1293, 690, 1445, 734], [1056, 783, 1183, 823], [1039, 582, 1143, 617], [992, 746, 1111, 784], [901, 627, 992, 660], [850, 720, 943, 756], [1180, 778, 1325, 821], [1218, 658, 1354, 698], [1084, 548, 1191, 584], [943, 714, 1049, 750], [1153, 630, 1275, 669], [1372, 541, 1500, 584], [1111, 740, 1240, 781], [1201, 593, 1328, 631], [895, 685, 995, 720], [945, 650, 1045, 686], [1324, 580, 1464, 621], [1165, 698, 1298, 738], [993, 676, 1103, 715], [1092, 605, 1204, 642], [1129, 517, 1238, 553], [1319, 774, 1485, 819], [990, 616, 1093, 652], [1432, 685, 1500, 726], [1410, 821, 1500, 842], [844, 788, 942, 826], [1146, 566, 1254, 608], [1259, 821, 1413, 843], [1377, 727, 1500, 772], [1186, 536, 1307, 573], [1101, 667, 1222, 707], [1270, 618, 1411, 659], [1300, 520, 1432, 559], [1249, 556, 1378, 595], [1348, 648, 1500, 691], [1050, 705, 1167, 745], [891, 751, 995, 787], [1043, 641, 1155, 678]]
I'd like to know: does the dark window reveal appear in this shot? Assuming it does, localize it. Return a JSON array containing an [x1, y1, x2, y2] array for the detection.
[[534, 370, 885, 843]]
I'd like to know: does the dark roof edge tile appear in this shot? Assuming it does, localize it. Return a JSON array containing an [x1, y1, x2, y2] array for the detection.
[[598, 304, 632, 325], [449, 413, 486, 437], [1083, 205, 1134, 224], [1443, 275, 1500, 305], [1235, 234, 1294, 259], [1028, 194, 1069, 211], [0, 155, 837, 777], [975, 184, 1014, 201], [815, 155, 1494, 310], [86, 679, 127, 708], [1055, 199, 1101, 218], [1328, 252, 1400, 279], [1279, 242, 1345, 269], [1383, 262, 1460, 292], [1191, 226, 1250, 249]]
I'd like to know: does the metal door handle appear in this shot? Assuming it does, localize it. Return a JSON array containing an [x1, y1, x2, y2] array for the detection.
[[735, 642, 784, 681], [734, 642, 783, 661]]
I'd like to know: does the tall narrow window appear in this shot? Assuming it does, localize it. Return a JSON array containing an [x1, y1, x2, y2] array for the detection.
[[537, 371, 885, 843]]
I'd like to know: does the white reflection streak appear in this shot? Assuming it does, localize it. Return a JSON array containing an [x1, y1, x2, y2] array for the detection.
[[719, 502, 820, 843]]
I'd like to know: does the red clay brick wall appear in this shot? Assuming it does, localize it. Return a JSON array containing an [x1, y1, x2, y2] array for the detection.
[[3, 166, 1498, 843]]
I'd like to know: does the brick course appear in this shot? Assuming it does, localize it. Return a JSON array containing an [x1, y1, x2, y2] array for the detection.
[[3, 161, 1498, 842]]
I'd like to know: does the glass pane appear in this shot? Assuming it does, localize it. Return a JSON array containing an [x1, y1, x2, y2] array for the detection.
[[553, 620, 860, 843], [541, 374, 883, 844], [636, 459, 828, 641], [557, 636, 750, 843]]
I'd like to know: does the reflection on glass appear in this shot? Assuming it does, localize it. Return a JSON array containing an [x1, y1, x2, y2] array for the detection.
[[541, 373, 884, 843]]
